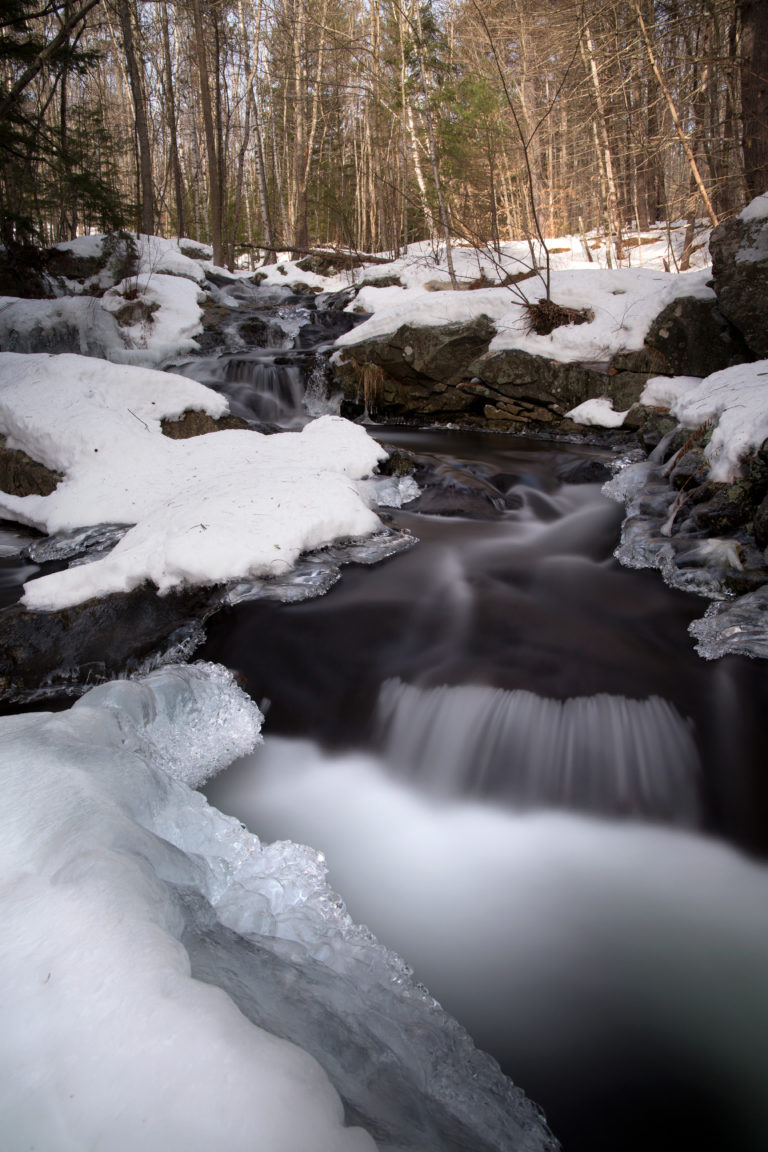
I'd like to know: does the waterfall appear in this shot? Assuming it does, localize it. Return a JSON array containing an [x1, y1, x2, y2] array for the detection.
[[376, 679, 701, 823]]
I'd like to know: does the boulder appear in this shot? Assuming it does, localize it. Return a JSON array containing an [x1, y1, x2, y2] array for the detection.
[[344, 316, 496, 389], [160, 410, 250, 438], [612, 296, 749, 378], [710, 197, 768, 358], [0, 583, 218, 704], [754, 494, 768, 549]]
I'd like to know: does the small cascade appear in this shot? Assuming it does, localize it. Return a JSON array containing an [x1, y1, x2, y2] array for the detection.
[[376, 678, 701, 824], [221, 355, 306, 424], [182, 280, 359, 428]]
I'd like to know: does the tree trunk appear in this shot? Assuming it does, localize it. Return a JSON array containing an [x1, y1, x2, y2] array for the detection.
[[191, 0, 223, 264], [116, 0, 154, 235], [160, 0, 184, 237], [634, 3, 719, 226], [739, 0, 768, 199]]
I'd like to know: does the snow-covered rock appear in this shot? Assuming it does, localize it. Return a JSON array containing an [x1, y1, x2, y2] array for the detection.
[[0, 353, 387, 611]]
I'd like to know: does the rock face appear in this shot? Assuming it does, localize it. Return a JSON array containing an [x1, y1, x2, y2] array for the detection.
[[466, 349, 646, 428], [336, 316, 649, 430], [616, 296, 750, 378], [710, 203, 768, 358]]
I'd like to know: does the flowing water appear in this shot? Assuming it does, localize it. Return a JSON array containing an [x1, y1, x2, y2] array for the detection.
[[183, 283, 768, 1152], [7, 279, 764, 1151]]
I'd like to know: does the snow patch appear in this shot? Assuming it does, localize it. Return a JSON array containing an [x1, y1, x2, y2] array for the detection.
[[566, 397, 629, 428]]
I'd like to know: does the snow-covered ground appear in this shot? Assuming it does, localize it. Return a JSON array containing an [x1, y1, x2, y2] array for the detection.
[[0, 662, 555, 1152], [1, 214, 767, 1146]]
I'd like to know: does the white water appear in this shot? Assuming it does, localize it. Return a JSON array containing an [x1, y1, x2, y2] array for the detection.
[[206, 734, 768, 1152], [376, 679, 701, 822]]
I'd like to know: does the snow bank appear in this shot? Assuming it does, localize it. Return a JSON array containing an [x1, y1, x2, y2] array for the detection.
[[336, 265, 714, 366], [53, 231, 211, 285], [0, 294, 123, 357], [0, 662, 557, 1152], [0, 353, 386, 610], [641, 361, 768, 482]]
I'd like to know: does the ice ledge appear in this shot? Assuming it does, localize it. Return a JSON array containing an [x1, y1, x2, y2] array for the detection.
[[0, 662, 558, 1152]]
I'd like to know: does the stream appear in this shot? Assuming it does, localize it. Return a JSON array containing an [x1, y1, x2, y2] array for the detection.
[[5, 278, 766, 1152], [183, 281, 768, 1152]]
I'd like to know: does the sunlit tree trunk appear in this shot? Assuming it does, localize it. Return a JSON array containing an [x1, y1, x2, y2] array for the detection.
[[191, 0, 223, 264], [116, 0, 154, 234]]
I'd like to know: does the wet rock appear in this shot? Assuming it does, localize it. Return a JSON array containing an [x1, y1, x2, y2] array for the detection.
[[555, 458, 613, 485], [378, 448, 417, 477], [160, 410, 250, 438], [318, 285, 361, 311], [237, 315, 286, 347], [710, 199, 768, 358], [408, 459, 507, 519], [0, 436, 60, 496], [689, 480, 760, 536], [669, 448, 708, 491], [632, 409, 679, 453], [0, 583, 219, 704]]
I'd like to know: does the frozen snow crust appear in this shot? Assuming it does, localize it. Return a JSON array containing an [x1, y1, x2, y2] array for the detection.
[[0, 662, 557, 1152], [0, 353, 387, 611]]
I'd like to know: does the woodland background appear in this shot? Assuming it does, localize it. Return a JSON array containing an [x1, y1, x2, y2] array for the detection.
[[2, 0, 767, 269]]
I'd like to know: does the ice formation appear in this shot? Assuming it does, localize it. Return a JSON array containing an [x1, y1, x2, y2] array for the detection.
[[0, 662, 557, 1152]]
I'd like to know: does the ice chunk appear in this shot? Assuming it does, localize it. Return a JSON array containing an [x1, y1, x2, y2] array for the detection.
[[689, 586, 768, 660]]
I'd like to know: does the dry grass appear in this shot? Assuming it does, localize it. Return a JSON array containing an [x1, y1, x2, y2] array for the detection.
[[524, 298, 594, 336]]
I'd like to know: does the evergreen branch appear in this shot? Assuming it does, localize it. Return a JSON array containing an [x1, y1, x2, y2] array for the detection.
[[0, 0, 102, 119]]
